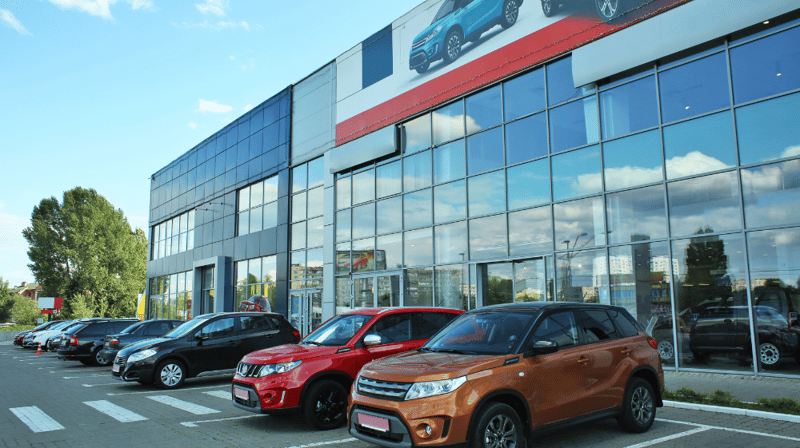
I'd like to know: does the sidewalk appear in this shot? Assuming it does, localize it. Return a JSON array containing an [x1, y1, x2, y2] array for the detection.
[[664, 370, 800, 403]]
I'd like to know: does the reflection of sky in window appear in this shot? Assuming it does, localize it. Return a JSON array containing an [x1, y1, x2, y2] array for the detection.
[[434, 180, 466, 224], [659, 52, 729, 123], [504, 67, 545, 121], [731, 26, 800, 104], [404, 150, 432, 191], [352, 203, 375, 239], [377, 196, 403, 234], [469, 214, 507, 260], [551, 145, 602, 201], [507, 159, 550, 210], [402, 114, 431, 155], [433, 101, 465, 145], [742, 159, 800, 228], [465, 85, 501, 134], [549, 97, 599, 154], [668, 171, 741, 237], [600, 75, 658, 139], [434, 140, 465, 184], [509, 206, 553, 256], [664, 112, 735, 179], [404, 189, 433, 229], [505, 112, 547, 165], [737, 93, 800, 165], [554, 196, 605, 249], [434, 221, 467, 264], [606, 185, 667, 244], [469, 170, 505, 217], [603, 130, 662, 191], [377, 161, 402, 198], [467, 127, 504, 175], [747, 227, 800, 275]]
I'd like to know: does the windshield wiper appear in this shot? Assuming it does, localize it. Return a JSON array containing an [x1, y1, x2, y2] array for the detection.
[[430, 348, 477, 355], [417, 347, 433, 352], [302, 340, 323, 346]]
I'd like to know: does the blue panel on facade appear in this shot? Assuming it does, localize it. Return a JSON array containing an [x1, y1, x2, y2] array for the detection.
[[362, 24, 393, 89]]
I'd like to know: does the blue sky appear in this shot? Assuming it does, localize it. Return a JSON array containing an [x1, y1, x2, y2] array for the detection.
[[0, 0, 424, 288]]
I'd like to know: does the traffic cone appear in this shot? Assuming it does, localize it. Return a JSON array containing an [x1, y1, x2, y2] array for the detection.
[[36, 343, 42, 355]]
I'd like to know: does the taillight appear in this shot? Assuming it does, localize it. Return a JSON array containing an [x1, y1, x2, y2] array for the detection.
[[292, 330, 301, 340], [646, 336, 658, 350], [69, 336, 79, 346], [110, 338, 119, 345]]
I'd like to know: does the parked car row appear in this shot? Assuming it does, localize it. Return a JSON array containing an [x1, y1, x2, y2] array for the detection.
[[12, 302, 665, 447]]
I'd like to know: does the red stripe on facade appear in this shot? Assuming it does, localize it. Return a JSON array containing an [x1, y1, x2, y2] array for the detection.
[[335, 0, 690, 147]]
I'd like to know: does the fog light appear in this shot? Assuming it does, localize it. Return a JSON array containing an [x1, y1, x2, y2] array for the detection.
[[264, 393, 273, 403], [425, 425, 432, 435]]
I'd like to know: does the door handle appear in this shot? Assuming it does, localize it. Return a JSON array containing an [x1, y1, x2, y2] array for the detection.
[[228, 340, 237, 346], [577, 356, 588, 365], [621, 347, 632, 354]]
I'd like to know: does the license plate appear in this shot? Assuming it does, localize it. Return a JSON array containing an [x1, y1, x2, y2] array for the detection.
[[358, 413, 390, 432], [112, 364, 120, 373], [234, 387, 249, 400]]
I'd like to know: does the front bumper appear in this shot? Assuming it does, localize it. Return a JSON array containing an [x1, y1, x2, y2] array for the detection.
[[231, 374, 304, 414], [111, 355, 157, 382]]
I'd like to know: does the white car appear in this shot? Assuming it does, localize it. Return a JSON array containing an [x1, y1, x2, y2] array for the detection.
[[32, 321, 76, 351]]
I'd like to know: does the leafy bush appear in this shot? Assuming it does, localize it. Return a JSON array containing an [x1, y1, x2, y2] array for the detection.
[[664, 387, 800, 416]]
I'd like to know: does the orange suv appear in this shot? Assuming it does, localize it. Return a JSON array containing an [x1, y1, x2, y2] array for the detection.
[[348, 302, 664, 447]]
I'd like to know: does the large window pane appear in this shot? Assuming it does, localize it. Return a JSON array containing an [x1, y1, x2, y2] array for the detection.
[[664, 112, 736, 179], [469, 214, 507, 260], [404, 228, 433, 267], [606, 185, 667, 244], [404, 189, 433, 229], [292, 192, 307, 223], [336, 176, 351, 210], [433, 180, 467, 224], [406, 268, 433, 306], [336, 242, 350, 275], [352, 203, 375, 239], [307, 187, 323, 218], [435, 264, 467, 310], [264, 176, 278, 203], [557, 249, 608, 304], [435, 221, 468, 264], [731, 26, 800, 104], [659, 53, 730, 123], [547, 56, 594, 106], [377, 196, 403, 235], [505, 112, 547, 165], [292, 164, 307, 194], [263, 201, 277, 229], [250, 205, 262, 233], [551, 145, 602, 201], [352, 238, 375, 273], [672, 233, 749, 370], [514, 259, 546, 302], [507, 159, 550, 210], [549, 97, 599, 154], [402, 113, 431, 154], [376, 161, 402, 198], [484, 262, 513, 306], [433, 101, 465, 145], [603, 130, 663, 191], [377, 233, 403, 270], [742, 159, 800, 228], [404, 150, 432, 191], [668, 171, 741, 237], [352, 169, 375, 205], [553, 196, 606, 249], [468, 170, 505, 217], [308, 158, 324, 189], [433, 140, 465, 184], [465, 85, 501, 134], [503, 67, 545, 121], [467, 127, 504, 175], [307, 216, 324, 248], [509, 206, 553, 256], [736, 93, 800, 165], [336, 209, 351, 242], [600, 75, 658, 139]]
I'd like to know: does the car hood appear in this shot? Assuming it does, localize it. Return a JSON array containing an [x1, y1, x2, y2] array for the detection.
[[241, 343, 342, 364], [118, 337, 168, 356], [359, 351, 508, 382], [413, 19, 447, 44]]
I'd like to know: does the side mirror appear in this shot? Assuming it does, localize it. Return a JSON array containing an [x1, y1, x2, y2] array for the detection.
[[195, 333, 209, 342], [363, 334, 382, 347], [531, 339, 559, 355]]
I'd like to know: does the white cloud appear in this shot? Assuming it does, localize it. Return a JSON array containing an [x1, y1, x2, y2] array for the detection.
[[1, 8, 31, 35], [195, 0, 228, 16], [48, 0, 153, 20], [197, 99, 232, 113], [242, 104, 253, 112], [188, 122, 198, 129], [172, 19, 248, 30]]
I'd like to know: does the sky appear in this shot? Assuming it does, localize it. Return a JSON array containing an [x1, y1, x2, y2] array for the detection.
[[0, 0, 426, 288]]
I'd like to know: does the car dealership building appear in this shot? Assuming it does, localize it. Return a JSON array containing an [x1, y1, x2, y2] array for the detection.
[[146, 0, 800, 377]]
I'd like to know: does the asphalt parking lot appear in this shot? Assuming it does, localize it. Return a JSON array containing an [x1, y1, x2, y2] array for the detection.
[[2, 344, 800, 448]]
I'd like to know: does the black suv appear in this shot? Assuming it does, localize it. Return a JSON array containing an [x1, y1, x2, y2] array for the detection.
[[98, 319, 183, 365], [112, 312, 301, 389], [57, 318, 140, 366]]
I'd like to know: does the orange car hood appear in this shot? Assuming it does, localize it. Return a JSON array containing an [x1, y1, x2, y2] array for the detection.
[[360, 351, 507, 382]]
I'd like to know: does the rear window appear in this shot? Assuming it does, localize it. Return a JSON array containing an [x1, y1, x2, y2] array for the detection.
[[608, 309, 640, 337], [577, 310, 618, 342]]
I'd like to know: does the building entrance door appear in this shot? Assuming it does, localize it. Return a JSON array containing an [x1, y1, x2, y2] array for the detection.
[[289, 289, 322, 337]]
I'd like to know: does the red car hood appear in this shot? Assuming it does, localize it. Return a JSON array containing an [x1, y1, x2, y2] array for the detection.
[[241, 343, 341, 364], [359, 351, 507, 383]]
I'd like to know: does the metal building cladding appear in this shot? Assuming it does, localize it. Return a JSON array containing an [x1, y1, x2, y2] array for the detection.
[[146, 0, 800, 378]]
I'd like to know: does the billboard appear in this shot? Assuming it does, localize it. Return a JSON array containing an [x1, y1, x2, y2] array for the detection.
[[335, 0, 691, 145]]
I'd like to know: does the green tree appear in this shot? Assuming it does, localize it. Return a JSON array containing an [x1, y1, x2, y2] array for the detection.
[[12, 295, 40, 325], [23, 187, 148, 319], [0, 277, 13, 322]]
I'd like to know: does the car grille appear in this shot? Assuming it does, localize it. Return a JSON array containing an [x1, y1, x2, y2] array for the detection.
[[114, 354, 125, 365], [357, 377, 411, 401], [410, 52, 427, 66], [411, 38, 427, 50], [236, 362, 261, 378]]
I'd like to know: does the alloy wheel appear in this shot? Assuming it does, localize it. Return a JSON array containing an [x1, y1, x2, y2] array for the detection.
[[630, 385, 654, 426], [483, 413, 518, 448]]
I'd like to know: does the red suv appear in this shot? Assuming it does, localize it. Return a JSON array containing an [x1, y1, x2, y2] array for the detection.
[[231, 307, 463, 429]]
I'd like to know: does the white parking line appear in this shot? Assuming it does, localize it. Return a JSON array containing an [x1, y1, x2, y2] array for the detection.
[[656, 418, 800, 442], [181, 414, 262, 427], [147, 395, 221, 415], [62, 374, 109, 379], [10, 406, 65, 433], [623, 426, 711, 448], [84, 400, 148, 422], [83, 383, 122, 387], [285, 439, 358, 448], [107, 385, 228, 396], [203, 390, 231, 400]]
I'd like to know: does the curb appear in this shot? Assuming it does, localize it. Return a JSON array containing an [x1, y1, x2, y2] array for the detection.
[[664, 400, 800, 423]]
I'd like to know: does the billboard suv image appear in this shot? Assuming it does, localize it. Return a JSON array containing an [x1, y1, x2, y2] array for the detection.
[[410, 0, 523, 74]]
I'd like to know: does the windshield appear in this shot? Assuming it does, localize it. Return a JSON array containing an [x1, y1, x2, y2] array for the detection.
[[424, 311, 538, 355], [163, 316, 212, 339], [120, 322, 146, 335], [48, 321, 71, 331], [432, 0, 457, 23], [302, 314, 374, 346]]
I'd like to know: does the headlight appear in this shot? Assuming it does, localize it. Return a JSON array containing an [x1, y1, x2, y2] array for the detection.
[[405, 376, 467, 400], [427, 25, 443, 40], [127, 349, 157, 363], [256, 360, 302, 377]]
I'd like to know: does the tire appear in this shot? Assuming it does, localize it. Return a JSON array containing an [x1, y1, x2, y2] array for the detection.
[[595, 0, 624, 23], [93, 348, 111, 367], [302, 380, 348, 430], [471, 402, 524, 448], [617, 378, 656, 433], [442, 29, 462, 65], [46, 340, 52, 352], [500, 0, 520, 29], [541, 0, 556, 17], [759, 342, 781, 369], [657, 340, 674, 361], [154, 360, 186, 389], [415, 61, 430, 74]]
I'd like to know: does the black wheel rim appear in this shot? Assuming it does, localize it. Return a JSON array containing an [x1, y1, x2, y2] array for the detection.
[[505, 1, 518, 25], [484, 413, 518, 448], [447, 34, 460, 60], [314, 388, 346, 424], [542, 0, 551, 15], [596, 0, 619, 19], [630, 385, 653, 426]]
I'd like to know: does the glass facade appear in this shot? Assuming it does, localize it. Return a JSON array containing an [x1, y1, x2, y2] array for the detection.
[[290, 158, 324, 290], [235, 256, 277, 311], [151, 210, 195, 260], [334, 19, 800, 375], [148, 271, 193, 320]]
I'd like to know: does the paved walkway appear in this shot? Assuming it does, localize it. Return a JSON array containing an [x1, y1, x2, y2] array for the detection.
[[665, 370, 800, 403]]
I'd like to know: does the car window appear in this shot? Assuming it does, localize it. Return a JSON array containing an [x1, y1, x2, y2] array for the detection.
[[112, 321, 135, 333], [367, 313, 413, 344], [239, 315, 275, 335], [121, 322, 146, 335], [428, 312, 535, 355], [199, 318, 235, 339], [304, 314, 374, 346], [82, 322, 109, 337], [414, 312, 459, 340], [608, 309, 639, 338], [578, 310, 618, 343], [145, 322, 176, 336], [532, 311, 578, 349]]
